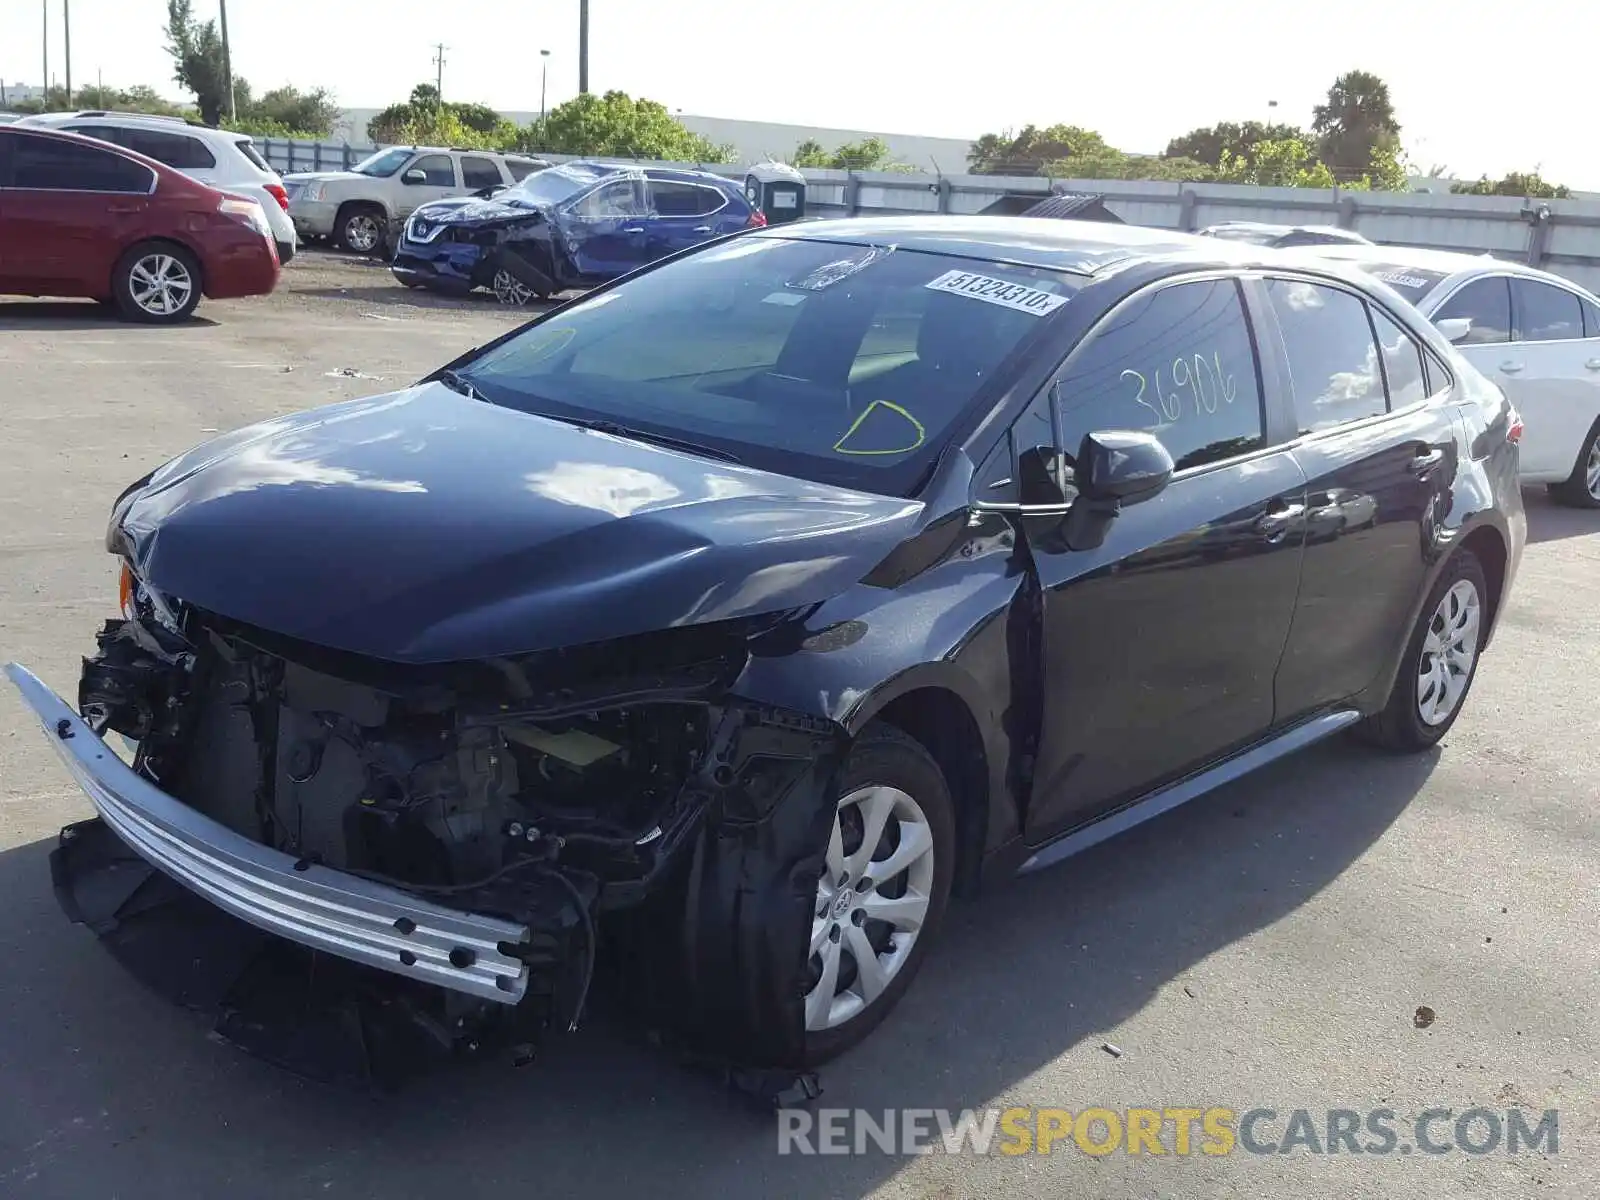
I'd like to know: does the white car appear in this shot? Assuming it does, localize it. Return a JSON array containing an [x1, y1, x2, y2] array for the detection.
[[284, 147, 549, 254], [16, 110, 296, 262], [1284, 243, 1600, 507]]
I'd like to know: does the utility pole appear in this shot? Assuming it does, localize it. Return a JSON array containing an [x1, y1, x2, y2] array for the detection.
[[432, 43, 447, 103], [63, 0, 72, 104], [539, 49, 550, 124], [41, 0, 48, 106], [219, 0, 236, 120], [578, 0, 589, 94]]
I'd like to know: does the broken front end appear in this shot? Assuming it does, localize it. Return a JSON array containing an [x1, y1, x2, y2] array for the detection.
[[10, 577, 846, 1083]]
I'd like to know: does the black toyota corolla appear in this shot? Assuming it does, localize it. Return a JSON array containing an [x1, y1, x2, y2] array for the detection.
[[8, 217, 1524, 1083]]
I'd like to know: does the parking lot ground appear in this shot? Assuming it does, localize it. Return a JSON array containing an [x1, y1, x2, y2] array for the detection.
[[0, 266, 1596, 1199]]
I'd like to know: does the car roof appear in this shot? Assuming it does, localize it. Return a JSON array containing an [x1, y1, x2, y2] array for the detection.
[[1271, 240, 1570, 285], [18, 110, 254, 144], [754, 215, 1284, 276]]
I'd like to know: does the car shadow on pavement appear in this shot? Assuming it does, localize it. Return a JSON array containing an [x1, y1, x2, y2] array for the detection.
[[0, 736, 1433, 1199], [0, 301, 220, 330], [1521, 486, 1598, 544]]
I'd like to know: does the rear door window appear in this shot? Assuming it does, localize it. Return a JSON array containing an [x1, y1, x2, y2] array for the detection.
[[1266, 278, 1386, 432], [651, 181, 726, 217], [1511, 278, 1584, 342], [1434, 277, 1511, 345], [461, 156, 501, 189], [1054, 278, 1266, 471], [505, 159, 541, 181], [10, 133, 153, 192], [1371, 309, 1429, 409], [115, 127, 217, 170]]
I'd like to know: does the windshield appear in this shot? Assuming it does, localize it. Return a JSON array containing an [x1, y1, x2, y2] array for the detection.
[[1350, 262, 1452, 302], [500, 164, 612, 208], [352, 148, 413, 177], [458, 236, 1082, 495]]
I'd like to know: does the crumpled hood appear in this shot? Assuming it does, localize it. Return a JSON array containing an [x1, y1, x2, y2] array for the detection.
[[111, 383, 925, 665], [412, 196, 548, 228]]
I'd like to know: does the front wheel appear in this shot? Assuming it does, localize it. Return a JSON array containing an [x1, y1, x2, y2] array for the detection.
[[1548, 418, 1600, 509], [111, 242, 202, 324], [491, 268, 541, 306], [1358, 549, 1488, 751], [801, 725, 955, 1065]]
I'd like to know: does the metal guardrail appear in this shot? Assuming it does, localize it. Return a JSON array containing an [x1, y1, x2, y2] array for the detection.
[[254, 138, 1600, 291]]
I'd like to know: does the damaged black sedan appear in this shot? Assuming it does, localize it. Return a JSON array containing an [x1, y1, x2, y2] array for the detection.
[[10, 216, 1524, 1082]]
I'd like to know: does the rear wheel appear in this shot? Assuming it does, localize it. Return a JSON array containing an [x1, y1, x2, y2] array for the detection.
[[111, 242, 202, 324], [335, 204, 386, 255], [801, 725, 954, 1064], [1548, 418, 1600, 509], [1358, 549, 1488, 751]]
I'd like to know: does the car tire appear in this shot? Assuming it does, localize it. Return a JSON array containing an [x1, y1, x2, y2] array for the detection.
[[800, 724, 955, 1065], [111, 242, 203, 324], [334, 204, 387, 256], [1547, 417, 1600, 509], [1357, 548, 1489, 752]]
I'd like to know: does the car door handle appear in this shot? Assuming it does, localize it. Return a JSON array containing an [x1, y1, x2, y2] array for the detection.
[[621, 226, 645, 234], [107, 202, 143, 214], [1255, 500, 1304, 540], [1498, 361, 1524, 374], [692, 225, 712, 233], [1409, 448, 1445, 475]]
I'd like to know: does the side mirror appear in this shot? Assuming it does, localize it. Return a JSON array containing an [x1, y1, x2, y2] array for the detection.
[[1436, 316, 1473, 345], [1075, 430, 1174, 506], [402, 168, 427, 185]]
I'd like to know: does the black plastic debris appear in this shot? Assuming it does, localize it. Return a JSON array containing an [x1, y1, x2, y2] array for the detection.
[[978, 191, 1124, 222]]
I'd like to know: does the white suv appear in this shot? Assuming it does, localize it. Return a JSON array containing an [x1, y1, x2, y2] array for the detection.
[[16, 111, 297, 261], [283, 146, 549, 254]]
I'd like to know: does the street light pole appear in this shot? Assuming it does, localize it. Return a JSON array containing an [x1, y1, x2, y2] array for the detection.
[[539, 49, 550, 124], [578, 0, 589, 94], [224, 0, 238, 120], [41, 0, 48, 105], [63, 0, 71, 104]]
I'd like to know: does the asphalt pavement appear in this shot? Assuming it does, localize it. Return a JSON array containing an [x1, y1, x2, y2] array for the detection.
[[0, 255, 1594, 1199]]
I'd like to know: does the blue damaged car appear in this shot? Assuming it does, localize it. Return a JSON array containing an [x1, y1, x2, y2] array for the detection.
[[391, 160, 763, 303]]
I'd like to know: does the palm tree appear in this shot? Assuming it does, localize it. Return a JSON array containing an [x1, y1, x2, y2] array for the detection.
[[1312, 70, 1401, 181]]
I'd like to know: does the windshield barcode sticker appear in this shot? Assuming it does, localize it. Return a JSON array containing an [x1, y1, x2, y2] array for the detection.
[[925, 270, 1069, 316], [1373, 271, 1430, 289]]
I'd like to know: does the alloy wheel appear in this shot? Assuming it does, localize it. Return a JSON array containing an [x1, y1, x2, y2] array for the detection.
[[128, 254, 193, 318], [343, 214, 381, 253], [1585, 434, 1600, 501], [492, 269, 536, 306], [1416, 579, 1481, 726], [804, 785, 936, 1032]]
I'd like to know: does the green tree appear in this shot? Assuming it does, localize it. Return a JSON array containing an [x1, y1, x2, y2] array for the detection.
[[520, 91, 733, 162], [164, 0, 232, 125], [1451, 172, 1571, 199], [1164, 120, 1307, 168], [1215, 137, 1337, 188], [791, 138, 829, 167], [1312, 70, 1401, 182], [1045, 149, 1212, 182], [248, 85, 338, 137], [968, 124, 1110, 174]]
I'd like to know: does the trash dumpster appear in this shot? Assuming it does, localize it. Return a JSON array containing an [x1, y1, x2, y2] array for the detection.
[[745, 162, 806, 224]]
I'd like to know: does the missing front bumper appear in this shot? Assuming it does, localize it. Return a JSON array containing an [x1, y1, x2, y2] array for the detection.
[[6, 662, 533, 1006]]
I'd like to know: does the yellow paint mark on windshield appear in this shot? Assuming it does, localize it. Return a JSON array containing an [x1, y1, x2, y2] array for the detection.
[[833, 400, 927, 456]]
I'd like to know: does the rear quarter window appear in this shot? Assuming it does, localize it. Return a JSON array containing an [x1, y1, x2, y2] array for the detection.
[[234, 139, 271, 172]]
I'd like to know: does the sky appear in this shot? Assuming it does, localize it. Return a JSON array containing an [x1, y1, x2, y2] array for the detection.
[[2, 0, 1594, 190]]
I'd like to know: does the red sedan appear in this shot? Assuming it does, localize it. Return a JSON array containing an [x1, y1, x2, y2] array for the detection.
[[0, 125, 280, 323]]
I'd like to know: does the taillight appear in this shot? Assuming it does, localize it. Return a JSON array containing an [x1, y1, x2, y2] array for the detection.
[[747, 208, 768, 228], [265, 182, 289, 211]]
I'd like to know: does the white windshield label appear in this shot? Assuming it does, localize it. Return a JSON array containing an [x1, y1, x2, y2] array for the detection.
[[1372, 271, 1430, 289], [925, 269, 1069, 316]]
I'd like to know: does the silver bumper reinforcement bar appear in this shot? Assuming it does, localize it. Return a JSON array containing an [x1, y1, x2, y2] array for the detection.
[[6, 662, 531, 1005]]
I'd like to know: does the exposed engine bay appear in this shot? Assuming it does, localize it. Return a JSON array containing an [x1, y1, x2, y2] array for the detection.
[[66, 580, 847, 1094]]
